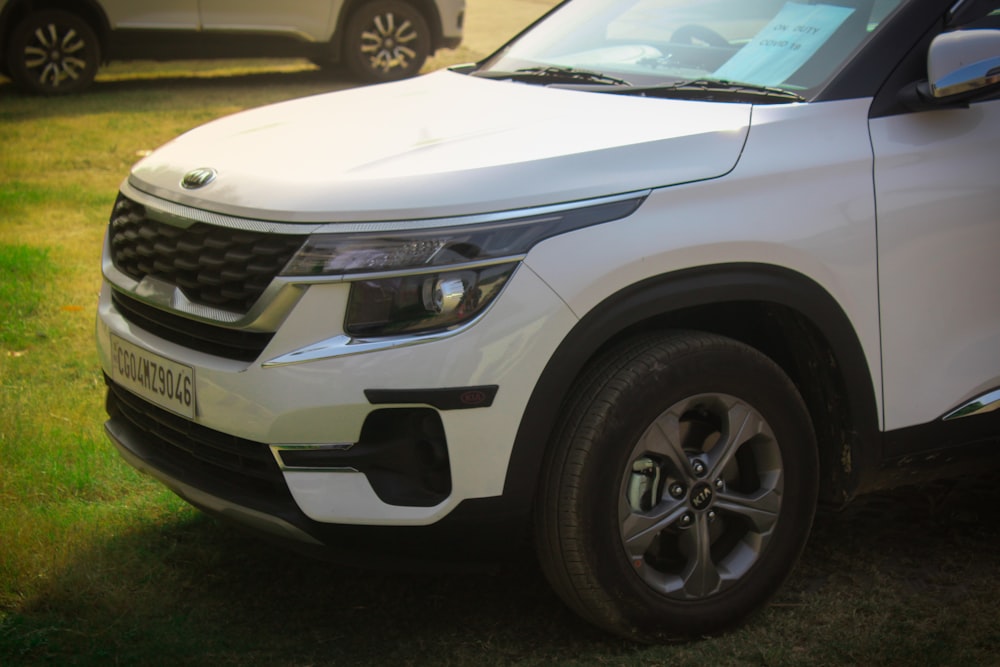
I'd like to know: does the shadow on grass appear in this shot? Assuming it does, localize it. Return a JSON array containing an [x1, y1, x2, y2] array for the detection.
[[93, 67, 355, 95], [1, 511, 602, 666], [4, 471, 1000, 666], [768, 468, 1000, 663], [808, 466, 1000, 582]]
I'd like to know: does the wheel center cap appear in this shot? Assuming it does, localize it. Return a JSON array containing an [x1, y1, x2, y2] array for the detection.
[[690, 482, 714, 511]]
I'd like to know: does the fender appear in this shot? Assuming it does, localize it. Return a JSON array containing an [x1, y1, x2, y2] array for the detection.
[[497, 262, 883, 518]]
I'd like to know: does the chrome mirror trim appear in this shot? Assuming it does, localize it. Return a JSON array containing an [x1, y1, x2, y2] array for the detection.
[[928, 29, 1000, 98]]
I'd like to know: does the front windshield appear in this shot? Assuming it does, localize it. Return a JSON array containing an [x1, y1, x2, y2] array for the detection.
[[478, 0, 905, 96]]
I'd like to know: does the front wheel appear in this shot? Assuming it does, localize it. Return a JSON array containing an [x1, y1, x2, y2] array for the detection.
[[536, 332, 819, 640], [6, 10, 100, 95], [342, 1, 431, 83]]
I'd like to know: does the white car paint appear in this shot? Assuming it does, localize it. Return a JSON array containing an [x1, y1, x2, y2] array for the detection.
[[872, 100, 1000, 431], [92, 0, 464, 43], [100, 0, 199, 30], [527, 98, 885, 423], [199, 0, 336, 38], [129, 70, 751, 221]]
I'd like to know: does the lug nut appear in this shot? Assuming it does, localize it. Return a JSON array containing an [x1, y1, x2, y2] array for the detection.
[[692, 460, 707, 477], [715, 478, 725, 491], [678, 513, 694, 528], [669, 483, 685, 498], [707, 510, 718, 523]]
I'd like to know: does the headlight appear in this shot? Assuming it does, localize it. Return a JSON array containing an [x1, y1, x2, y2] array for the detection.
[[345, 263, 518, 337], [279, 194, 645, 337]]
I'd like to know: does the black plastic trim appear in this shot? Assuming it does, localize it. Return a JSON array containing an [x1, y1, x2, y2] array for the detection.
[[105, 377, 288, 506], [365, 386, 498, 410], [867, 2, 949, 117], [817, 0, 947, 103], [111, 291, 272, 362]]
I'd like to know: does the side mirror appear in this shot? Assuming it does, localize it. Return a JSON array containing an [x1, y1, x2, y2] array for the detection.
[[928, 28, 1000, 98], [899, 28, 1000, 110]]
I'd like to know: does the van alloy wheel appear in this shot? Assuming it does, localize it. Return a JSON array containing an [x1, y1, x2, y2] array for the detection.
[[344, 1, 430, 82], [7, 10, 100, 95]]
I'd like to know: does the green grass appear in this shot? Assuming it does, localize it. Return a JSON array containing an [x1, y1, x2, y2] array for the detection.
[[2, 57, 1000, 666], [0, 245, 52, 348]]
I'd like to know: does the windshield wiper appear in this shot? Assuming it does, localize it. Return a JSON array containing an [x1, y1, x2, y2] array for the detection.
[[471, 66, 631, 87], [604, 78, 805, 103]]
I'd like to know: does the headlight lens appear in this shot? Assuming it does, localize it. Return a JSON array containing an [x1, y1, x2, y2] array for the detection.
[[345, 263, 518, 337], [280, 196, 644, 278]]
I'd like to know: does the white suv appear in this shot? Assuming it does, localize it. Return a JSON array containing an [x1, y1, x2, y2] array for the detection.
[[96, 0, 1000, 641], [0, 0, 464, 94]]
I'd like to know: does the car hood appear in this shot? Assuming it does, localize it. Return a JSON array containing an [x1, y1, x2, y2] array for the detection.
[[129, 70, 751, 223]]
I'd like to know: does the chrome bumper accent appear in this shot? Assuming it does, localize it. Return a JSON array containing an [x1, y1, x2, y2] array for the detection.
[[943, 388, 1000, 421]]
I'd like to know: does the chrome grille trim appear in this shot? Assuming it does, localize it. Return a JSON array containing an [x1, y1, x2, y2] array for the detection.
[[122, 180, 650, 234], [121, 181, 322, 235]]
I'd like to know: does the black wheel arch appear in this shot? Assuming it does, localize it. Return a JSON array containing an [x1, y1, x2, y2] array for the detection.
[[1, 0, 110, 65], [504, 263, 882, 521]]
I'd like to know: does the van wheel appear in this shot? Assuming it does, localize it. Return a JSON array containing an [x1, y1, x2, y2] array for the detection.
[[536, 332, 819, 640], [343, 1, 430, 82], [6, 10, 100, 95]]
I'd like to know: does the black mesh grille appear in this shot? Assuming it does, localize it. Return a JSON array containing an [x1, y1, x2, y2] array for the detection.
[[108, 194, 307, 314], [105, 376, 288, 501], [111, 291, 272, 362]]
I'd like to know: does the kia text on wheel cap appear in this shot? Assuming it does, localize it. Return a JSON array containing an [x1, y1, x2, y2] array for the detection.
[[690, 482, 714, 511], [181, 168, 217, 190]]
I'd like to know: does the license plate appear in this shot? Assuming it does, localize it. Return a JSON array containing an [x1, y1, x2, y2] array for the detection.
[[110, 335, 196, 419]]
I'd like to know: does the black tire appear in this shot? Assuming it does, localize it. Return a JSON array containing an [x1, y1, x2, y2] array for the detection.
[[536, 331, 819, 641], [6, 10, 101, 95], [342, 1, 430, 83]]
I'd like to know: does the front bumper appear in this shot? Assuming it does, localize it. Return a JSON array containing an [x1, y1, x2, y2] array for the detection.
[[104, 403, 534, 564], [97, 261, 576, 529]]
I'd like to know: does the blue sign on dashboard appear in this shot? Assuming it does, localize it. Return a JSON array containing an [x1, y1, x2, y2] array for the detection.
[[713, 2, 855, 87]]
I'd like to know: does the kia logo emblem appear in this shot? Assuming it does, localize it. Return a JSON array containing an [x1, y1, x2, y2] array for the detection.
[[690, 483, 714, 511], [181, 168, 217, 190], [460, 390, 488, 406]]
